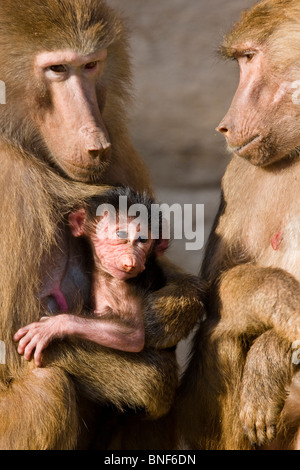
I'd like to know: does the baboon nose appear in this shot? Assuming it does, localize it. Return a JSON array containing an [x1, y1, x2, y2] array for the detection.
[[216, 123, 229, 134], [123, 265, 134, 273], [122, 256, 137, 272], [81, 125, 112, 160], [89, 149, 101, 159], [88, 145, 111, 161]]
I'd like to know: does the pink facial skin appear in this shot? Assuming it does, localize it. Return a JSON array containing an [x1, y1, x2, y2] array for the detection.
[[93, 219, 154, 280], [216, 46, 300, 167], [34, 49, 111, 181], [69, 210, 156, 280]]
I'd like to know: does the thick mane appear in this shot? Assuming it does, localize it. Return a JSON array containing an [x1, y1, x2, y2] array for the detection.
[[221, 0, 300, 57], [0, 0, 123, 53]]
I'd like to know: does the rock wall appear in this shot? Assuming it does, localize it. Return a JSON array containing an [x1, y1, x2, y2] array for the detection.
[[108, 0, 254, 277]]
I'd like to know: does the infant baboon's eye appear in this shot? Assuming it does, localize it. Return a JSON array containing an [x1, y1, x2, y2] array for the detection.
[[137, 236, 149, 244], [116, 230, 128, 239]]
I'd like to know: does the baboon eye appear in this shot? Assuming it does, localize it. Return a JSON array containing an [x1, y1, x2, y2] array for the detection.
[[116, 230, 128, 239], [137, 236, 149, 244], [49, 64, 67, 73], [243, 51, 255, 61], [85, 61, 98, 70]]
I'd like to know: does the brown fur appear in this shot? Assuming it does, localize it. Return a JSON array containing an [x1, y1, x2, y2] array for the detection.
[[178, 0, 300, 450], [0, 1, 203, 450], [0, 0, 151, 190]]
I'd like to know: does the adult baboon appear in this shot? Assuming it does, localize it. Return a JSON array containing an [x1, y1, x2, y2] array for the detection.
[[0, 0, 203, 450], [178, 0, 300, 451]]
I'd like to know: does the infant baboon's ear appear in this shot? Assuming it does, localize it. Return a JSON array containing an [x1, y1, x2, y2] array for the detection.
[[68, 208, 87, 237]]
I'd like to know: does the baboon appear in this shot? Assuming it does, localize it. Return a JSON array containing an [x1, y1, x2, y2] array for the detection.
[[0, 1, 203, 450], [15, 187, 202, 368], [178, 0, 300, 451]]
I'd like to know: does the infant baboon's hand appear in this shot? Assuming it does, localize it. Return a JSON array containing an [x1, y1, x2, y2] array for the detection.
[[14, 315, 67, 367]]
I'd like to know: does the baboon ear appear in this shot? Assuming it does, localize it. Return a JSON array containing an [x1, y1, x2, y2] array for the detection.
[[68, 208, 87, 237]]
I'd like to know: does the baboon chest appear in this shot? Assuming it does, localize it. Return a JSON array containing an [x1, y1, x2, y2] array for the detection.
[[218, 156, 300, 279]]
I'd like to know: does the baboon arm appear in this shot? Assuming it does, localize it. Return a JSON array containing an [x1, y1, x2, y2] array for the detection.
[[43, 339, 178, 419], [219, 263, 300, 342], [143, 257, 206, 349], [240, 330, 293, 446]]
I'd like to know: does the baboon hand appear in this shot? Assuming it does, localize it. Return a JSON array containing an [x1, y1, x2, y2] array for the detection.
[[14, 315, 68, 367], [240, 398, 280, 447], [239, 331, 291, 447]]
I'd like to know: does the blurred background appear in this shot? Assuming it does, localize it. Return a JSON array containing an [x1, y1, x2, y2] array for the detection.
[[109, 0, 254, 274], [108, 0, 254, 365]]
